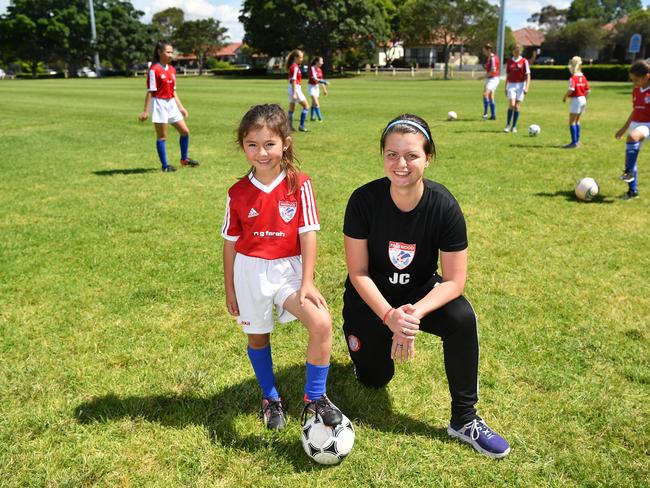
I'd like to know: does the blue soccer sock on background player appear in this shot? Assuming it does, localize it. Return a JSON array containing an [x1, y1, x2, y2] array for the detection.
[[483, 98, 489, 116], [156, 139, 168, 168], [300, 108, 308, 129], [569, 125, 577, 144], [304, 362, 329, 401], [179, 134, 189, 161], [506, 108, 513, 127], [489, 100, 496, 118], [512, 110, 520, 128], [625, 141, 640, 173], [310, 107, 315, 121], [247, 345, 279, 400], [315, 107, 322, 121], [288, 111, 294, 129]]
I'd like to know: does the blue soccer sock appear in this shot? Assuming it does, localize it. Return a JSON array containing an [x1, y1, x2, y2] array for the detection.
[[310, 107, 315, 120], [247, 345, 279, 400], [630, 167, 638, 192], [506, 108, 513, 127], [315, 107, 322, 121], [576, 124, 581, 142], [288, 111, 294, 128], [156, 139, 168, 168], [512, 110, 520, 128], [625, 141, 640, 173], [304, 362, 329, 401], [483, 98, 489, 116], [300, 108, 308, 128], [179, 134, 189, 161], [570, 125, 577, 144], [489, 100, 496, 118]]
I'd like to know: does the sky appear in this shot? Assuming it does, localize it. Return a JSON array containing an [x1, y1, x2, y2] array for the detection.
[[1, 0, 649, 43]]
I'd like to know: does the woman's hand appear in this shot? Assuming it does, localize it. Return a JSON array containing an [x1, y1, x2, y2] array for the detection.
[[384, 304, 420, 338], [391, 334, 415, 361]]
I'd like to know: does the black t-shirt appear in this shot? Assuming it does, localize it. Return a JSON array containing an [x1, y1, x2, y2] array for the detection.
[[343, 177, 467, 302]]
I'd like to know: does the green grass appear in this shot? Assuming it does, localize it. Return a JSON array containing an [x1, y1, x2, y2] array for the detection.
[[0, 76, 648, 487]]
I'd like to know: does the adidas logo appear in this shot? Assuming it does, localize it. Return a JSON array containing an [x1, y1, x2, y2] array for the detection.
[[248, 208, 259, 218]]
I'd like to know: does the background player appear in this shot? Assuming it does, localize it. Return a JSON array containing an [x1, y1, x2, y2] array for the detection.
[[286, 49, 310, 132], [503, 46, 531, 133], [138, 40, 199, 172], [482, 44, 499, 120], [562, 56, 590, 148], [342, 113, 510, 459], [222, 104, 344, 430], [615, 59, 649, 200], [308, 56, 328, 122]]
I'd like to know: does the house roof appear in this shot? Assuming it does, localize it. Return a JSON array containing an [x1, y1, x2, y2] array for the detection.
[[214, 42, 243, 56], [513, 28, 545, 47]]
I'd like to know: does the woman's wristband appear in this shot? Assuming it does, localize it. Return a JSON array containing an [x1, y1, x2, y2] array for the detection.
[[382, 307, 394, 325]]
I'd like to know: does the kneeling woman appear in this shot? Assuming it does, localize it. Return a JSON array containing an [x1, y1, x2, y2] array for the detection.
[[342, 114, 510, 459]]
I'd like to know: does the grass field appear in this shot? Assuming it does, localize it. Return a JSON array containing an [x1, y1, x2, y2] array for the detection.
[[0, 75, 648, 487]]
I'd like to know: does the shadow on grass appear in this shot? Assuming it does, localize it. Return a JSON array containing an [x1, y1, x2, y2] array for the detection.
[[73, 362, 447, 468], [93, 168, 159, 176], [508, 143, 565, 149], [534, 190, 615, 204]]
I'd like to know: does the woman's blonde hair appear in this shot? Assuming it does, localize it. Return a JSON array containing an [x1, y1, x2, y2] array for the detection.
[[568, 56, 582, 74]]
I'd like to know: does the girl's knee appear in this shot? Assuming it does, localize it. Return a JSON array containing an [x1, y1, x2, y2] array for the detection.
[[628, 131, 645, 143], [248, 333, 270, 349], [308, 313, 332, 340]]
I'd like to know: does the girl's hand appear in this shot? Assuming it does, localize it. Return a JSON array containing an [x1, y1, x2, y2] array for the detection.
[[138, 111, 149, 122], [384, 304, 420, 338], [299, 282, 328, 310], [562, 96, 567, 103], [615, 128, 626, 139], [391, 334, 415, 362], [180, 107, 188, 118], [225, 288, 239, 316]]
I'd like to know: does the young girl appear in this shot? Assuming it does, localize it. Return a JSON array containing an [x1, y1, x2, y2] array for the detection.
[[504, 46, 531, 133], [221, 104, 343, 429], [615, 59, 649, 200], [308, 56, 328, 122], [562, 56, 590, 148], [287, 49, 310, 132], [482, 44, 499, 121], [138, 40, 199, 172]]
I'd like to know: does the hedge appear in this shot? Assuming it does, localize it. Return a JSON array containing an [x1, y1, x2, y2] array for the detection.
[[531, 64, 631, 81], [210, 67, 270, 77]]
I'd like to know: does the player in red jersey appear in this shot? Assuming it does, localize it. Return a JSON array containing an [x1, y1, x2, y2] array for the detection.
[[482, 44, 499, 120], [615, 60, 650, 200], [222, 104, 344, 429], [138, 40, 199, 172], [286, 49, 310, 132], [562, 56, 590, 148], [503, 46, 531, 133], [308, 56, 328, 122]]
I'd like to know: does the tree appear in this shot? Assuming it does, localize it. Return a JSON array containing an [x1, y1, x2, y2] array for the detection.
[[567, 0, 641, 22], [544, 19, 609, 58], [152, 7, 184, 39], [173, 19, 228, 74], [614, 8, 650, 59], [527, 5, 569, 31]]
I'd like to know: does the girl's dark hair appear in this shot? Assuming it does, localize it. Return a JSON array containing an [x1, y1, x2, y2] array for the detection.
[[630, 59, 650, 77], [152, 40, 171, 64], [380, 114, 436, 158], [286, 49, 303, 70], [310, 56, 323, 66], [237, 104, 299, 193], [484, 43, 493, 51]]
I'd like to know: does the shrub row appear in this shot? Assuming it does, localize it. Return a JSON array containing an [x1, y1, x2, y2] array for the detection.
[[531, 64, 631, 82], [209, 67, 270, 77]]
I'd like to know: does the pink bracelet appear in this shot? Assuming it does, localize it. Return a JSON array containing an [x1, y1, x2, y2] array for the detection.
[[382, 308, 394, 325]]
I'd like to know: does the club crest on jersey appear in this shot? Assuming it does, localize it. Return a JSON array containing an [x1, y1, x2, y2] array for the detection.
[[388, 241, 416, 270], [278, 200, 297, 223]]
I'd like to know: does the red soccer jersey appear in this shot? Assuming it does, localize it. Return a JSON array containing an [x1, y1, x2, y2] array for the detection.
[[288, 63, 302, 85], [308, 66, 323, 85], [222, 171, 320, 260], [632, 85, 650, 122], [506, 57, 530, 83], [147, 63, 176, 99], [568, 74, 590, 97], [485, 53, 499, 77]]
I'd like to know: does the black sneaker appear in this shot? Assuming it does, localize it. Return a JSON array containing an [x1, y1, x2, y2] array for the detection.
[[298, 126, 309, 132], [261, 397, 287, 430], [619, 171, 635, 183], [301, 394, 343, 426], [162, 164, 177, 172], [180, 158, 200, 167], [621, 189, 639, 200]]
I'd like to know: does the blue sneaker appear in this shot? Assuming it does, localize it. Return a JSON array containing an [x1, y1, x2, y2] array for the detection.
[[447, 418, 510, 459]]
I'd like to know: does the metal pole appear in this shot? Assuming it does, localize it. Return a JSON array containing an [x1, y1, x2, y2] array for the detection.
[[496, 0, 506, 78], [88, 0, 101, 76]]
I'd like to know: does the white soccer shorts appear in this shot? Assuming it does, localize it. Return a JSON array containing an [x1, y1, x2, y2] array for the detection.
[[484, 76, 500, 92], [629, 121, 650, 143], [234, 253, 302, 334], [308, 84, 320, 97], [569, 96, 587, 114], [288, 84, 307, 104], [506, 82, 526, 102], [150, 97, 183, 124]]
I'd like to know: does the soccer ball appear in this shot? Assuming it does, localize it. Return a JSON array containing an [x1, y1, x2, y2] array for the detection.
[[447, 111, 457, 121], [575, 177, 599, 201], [528, 124, 541, 136], [301, 414, 355, 465]]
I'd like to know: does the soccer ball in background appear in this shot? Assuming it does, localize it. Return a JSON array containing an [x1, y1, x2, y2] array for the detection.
[[528, 124, 541, 136], [301, 414, 355, 465], [575, 177, 599, 201], [447, 111, 457, 121]]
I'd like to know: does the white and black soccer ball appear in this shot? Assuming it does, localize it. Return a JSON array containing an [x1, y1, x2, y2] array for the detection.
[[528, 124, 541, 136], [447, 111, 457, 121], [575, 177, 599, 201], [301, 414, 355, 465]]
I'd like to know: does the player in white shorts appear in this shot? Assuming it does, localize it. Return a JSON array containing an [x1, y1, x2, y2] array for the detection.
[[562, 56, 590, 148], [286, 49, 310, 132], [308, 56, 328, 122], [482, 44, 499, 120], [222, 103, 344, 430], [504, 46, 531, 133]]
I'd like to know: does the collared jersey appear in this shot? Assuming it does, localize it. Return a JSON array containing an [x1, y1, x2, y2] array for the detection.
[[288, 63, 302, 85], [485, 53, 499, 77], [222, 171, 320, 260], [632, 85, 650, 122], [506, 56, 530, 83], [343, 178, 467, 301], [568, 73, 590, 97], [147, 63, 176, 99], [308, 66, 323, 85]]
